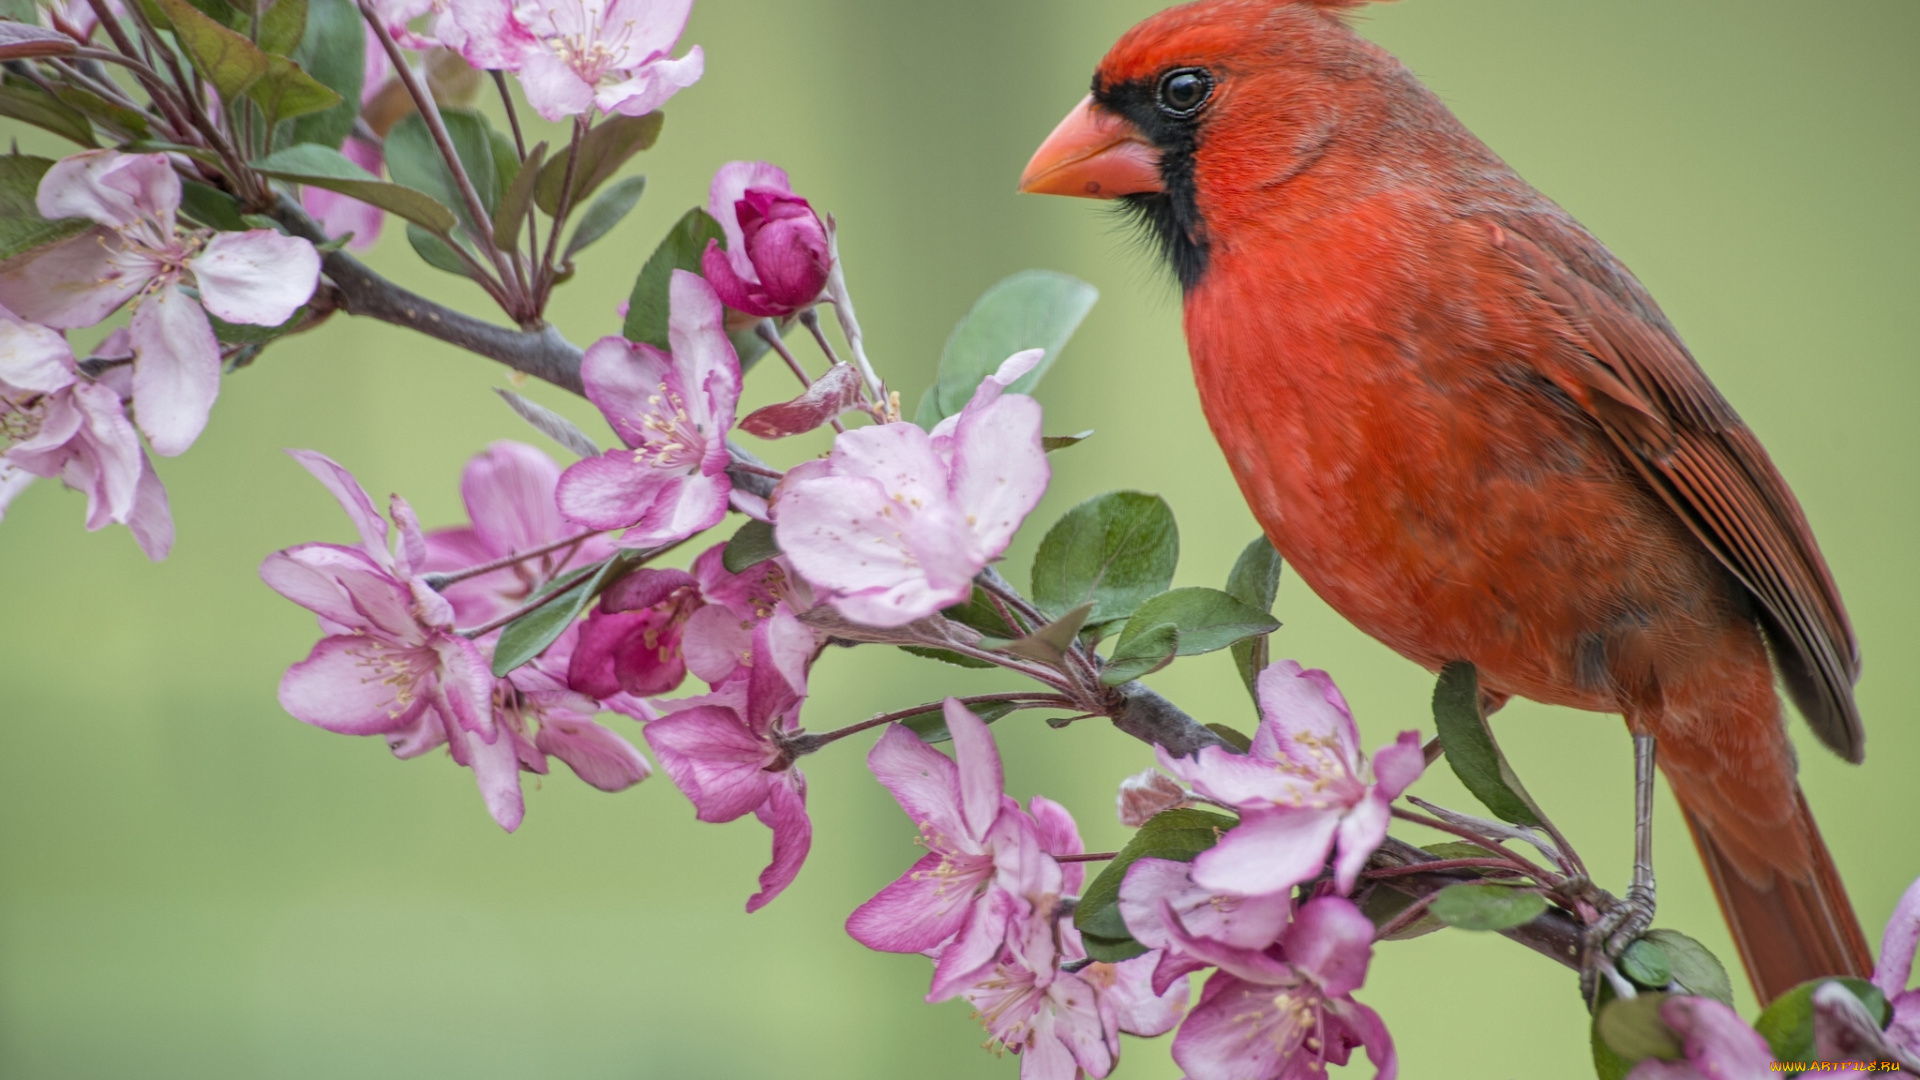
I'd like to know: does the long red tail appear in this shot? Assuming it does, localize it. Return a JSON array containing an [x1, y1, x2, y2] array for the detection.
[[1679, 787, 1872, 1004]]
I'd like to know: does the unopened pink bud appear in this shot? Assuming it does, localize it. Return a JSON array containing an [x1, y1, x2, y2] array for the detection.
[[1116, 769, 1188, 826]]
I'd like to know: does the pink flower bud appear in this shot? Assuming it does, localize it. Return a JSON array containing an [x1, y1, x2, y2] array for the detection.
[[1117, 769, 1189, 826], [701, 161, 832, 318]]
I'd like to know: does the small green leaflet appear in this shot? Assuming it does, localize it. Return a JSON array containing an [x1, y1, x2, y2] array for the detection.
[[490, 558, 621, 677], [1031, 491, 1178, 624], [915, 269, 1097, 427], [1432, 662, 1548, 827]]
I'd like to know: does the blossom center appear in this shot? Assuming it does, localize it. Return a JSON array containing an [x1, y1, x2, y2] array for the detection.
[[628, 381, 707, 471], [349, 639, 439, 717]]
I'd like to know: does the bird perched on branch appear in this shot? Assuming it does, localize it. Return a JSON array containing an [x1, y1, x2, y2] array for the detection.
[[1020, 0, 1870, 1004]]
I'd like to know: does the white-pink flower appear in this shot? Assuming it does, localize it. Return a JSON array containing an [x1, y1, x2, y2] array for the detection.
[[0, 151, 319, 456], [1874, 875, 1920, 1057], [557, 270, 740, 548], [447, 0, 703, 120], [0, 309, 172, 558], [1625, 996, 1774, 1080], [772, 349, 1050, 628], [261, 452, 516, 827], [1158, 660, 1425, 897]]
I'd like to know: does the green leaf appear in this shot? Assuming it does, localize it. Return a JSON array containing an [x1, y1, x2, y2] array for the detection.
[[179, 180, 249, 230], [1204, 723, 1253, 752], [1620, 939, 1672, 990], [1042, 430, 1093, 453], [1640, 929, 1732, 1005], [491, 558, 621, 677], [1075, 808, 1237, 943], [257, 0, 307, 57], [1753, 977, 1890, 1063], [1428, 883, 1547, 931], [1362, 885, 1447, 941], [991, 601, 1093, 668], [895, 700, 1021, 744], [253, 143, 459, 234], [207, 305, 308, 345], [1031, 491, 1178, 623], [491, 141, 547, 253], [406, 222, 474, 278], [1101, 622, 1178, 685], [0, 155, 89, 268], [50, 85, 150, 139], [1115, 586, 1278, 659], [940, 586, 1018, 639], [722, 518, 780, 574], [1080, 931, 1149, 964], [0, 77, 96, 147], [1596, 992, 1682, 1064], [494, 386, 600, 459], [897, 646, 995, 670], [152, 0, 339, 127], [563, 174, 646, 261], [1432, 661, 1547, 827], [1589, 982, 1636, 1080], [386, 109, 500, 235], [286, 0, 364, 149], [622, 207, 725, 349], [535, 112, 663, 216], [1224, 535, 1282, 706], [915, 269, 1098, 427]]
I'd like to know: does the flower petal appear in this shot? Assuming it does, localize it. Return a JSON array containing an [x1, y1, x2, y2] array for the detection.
[[945, 697, 1005, 842], [37, 150, 176, 229], [643, 704, 772, 822], [949, 391, 1049, 565], [462, 440, 568, 556], [594, 45, 704, 117], [1370, 729, 1427, 801], [190, 230, 319, 326], [278, 634, 431, 735], [0, 227, 145, 328], [707, 160, 791, 281], [1285, 896, 1376, 997], [554, 449, 675, 530], [0, 303, 77, 393], [128, 283, 220, 456], [1190, 807, 1342, 897], [1098, 951, 1189, 1038], [865, 721, 966, 839], [286, 449, 392, 567], [516, 46, 595, 121], [536, 715, 651, 791], [448, 712, 525, 832], [1254, 659, 1361, 769], [1873, 875, 1920, 1002], [927, 887, 1021, 1002], [745, 775, 810, 912], [845, 852, 980, 952], [1118, 857, 1290, 953]]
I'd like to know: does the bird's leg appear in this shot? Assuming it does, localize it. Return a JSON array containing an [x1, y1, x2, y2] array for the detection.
[[1591, 733, 1660, 958]]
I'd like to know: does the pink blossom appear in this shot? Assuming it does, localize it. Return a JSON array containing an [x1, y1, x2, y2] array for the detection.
[[447, 0, 702, 121], [262, 451, 518, 827], [772, 349, 1050, 628], [421, 440, 614, 626], [1874, 875, 1920, 1055], [1157, 660, 1425, 897], [947, 803, 1188, 1080], [962, 927, 1183, 1080], [0, 306, 172, 558], [1625, 996, 1774, 1080], [303, 27, 392, 250], [644, 606, 816, 911], [557, 270, 740, 547], [569, 542, 809, 698], [848, 699, 1077, 1001], [0, 151, 319, 456], [486, 624, 653, 798], [1168, 895, 1397, 1080], [700, 162, 831, 318]]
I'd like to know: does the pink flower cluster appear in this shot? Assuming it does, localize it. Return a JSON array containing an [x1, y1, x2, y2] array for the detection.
[[850, 700, 1187, 1079], [446, 0, 703, 121], [1110, 660, 1423, 1080]]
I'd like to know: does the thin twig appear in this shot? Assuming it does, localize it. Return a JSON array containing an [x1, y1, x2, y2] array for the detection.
[[1056, 852, 1120, 864], [537, 114, 588, 303], [1389, 807, 1561, 886], [359, 1, 521, 311], [783, 693, 1076, 754], [422, 529, 607, 589]]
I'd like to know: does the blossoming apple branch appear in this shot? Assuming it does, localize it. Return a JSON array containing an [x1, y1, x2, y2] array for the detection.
[[2, 3, 1917, 1078]]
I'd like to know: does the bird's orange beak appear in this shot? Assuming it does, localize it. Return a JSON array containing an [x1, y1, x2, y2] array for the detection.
[[1018, 96, 1162, 199]]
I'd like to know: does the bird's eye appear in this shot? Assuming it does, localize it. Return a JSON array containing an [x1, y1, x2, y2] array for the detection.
[[1156, 67, 1213, 119]]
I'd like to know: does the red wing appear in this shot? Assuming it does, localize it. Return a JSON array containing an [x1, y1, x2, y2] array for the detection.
[[1487, 219, 1862, 762]]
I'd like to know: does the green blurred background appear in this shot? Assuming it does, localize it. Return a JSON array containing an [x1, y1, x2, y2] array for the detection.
[[3, 0, 1916, 1075]]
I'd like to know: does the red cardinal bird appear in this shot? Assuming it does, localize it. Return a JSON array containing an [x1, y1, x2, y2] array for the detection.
[[1021, 0, 1871, 1004]]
